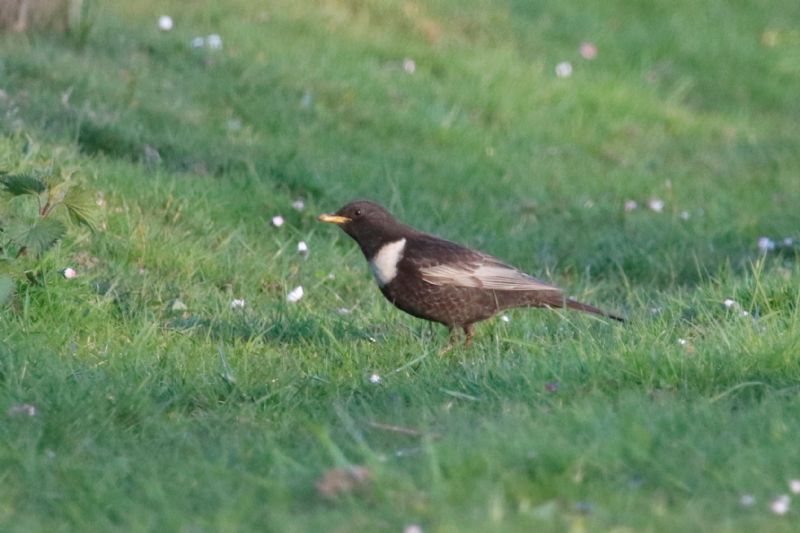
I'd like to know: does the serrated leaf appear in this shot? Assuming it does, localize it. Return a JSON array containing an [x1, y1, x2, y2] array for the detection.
[[63, 186, 97, 230], [0, 275, 12, 305], [0, 173, 47, 196], [47, 180, 70, 205], [21, 218, 66, 256]]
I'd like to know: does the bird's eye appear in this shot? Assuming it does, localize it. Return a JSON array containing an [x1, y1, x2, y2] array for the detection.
[[354, 209, 363, 217]]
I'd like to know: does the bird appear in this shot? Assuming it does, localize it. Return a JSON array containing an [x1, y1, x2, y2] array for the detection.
[[318, 200, 623, 348]]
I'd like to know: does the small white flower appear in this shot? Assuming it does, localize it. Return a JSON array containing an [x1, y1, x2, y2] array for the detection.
[[740, 310, 750, 317], [190, 36, 205, 49], [770, 495, 790, 515], [783, 237, 794, 246], [723, 298, 738, 309], [579, 42, 597, 60], [287, 286, 304, 303], [555, 61, 573, 78], [404, 525, 423, 533], [291, 199, 305, 211], [369, 373, 381, 384], [790, 480, 800, 494], [271, 215, 285, 227], [739, 494, 755, 507], [62, 267, 77, 279], [648, 198, 665, 212], [7, 404, 37, 417], [206, 34, 223, 50], [403, 58, 416, 74], [500, 314, 510, 323], [679, 210, 691, 220], [757, 236, 776, 252], [297, 241, 309, 255], [230, 298, 246, 309], [624, 200, 638, 212], [677, 338, 688, 346], [158, 15, 173, 31]]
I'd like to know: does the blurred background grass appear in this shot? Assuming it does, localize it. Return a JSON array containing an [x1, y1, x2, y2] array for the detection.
[[1, 0, 800, 530]]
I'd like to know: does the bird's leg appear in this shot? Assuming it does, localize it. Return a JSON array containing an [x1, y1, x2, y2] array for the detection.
[[439, 326, 458, 356], [463, 324, 474, 347]]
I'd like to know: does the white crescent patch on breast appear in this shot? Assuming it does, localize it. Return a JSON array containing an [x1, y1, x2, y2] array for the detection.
[[369, 238, 407, 286]]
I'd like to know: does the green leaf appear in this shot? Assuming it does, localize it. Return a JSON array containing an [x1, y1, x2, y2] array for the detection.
[[63, 186, 97, 230], [21, 218, 66, 256], [0, 275, 12, 306], [0, 173, 47, 196]]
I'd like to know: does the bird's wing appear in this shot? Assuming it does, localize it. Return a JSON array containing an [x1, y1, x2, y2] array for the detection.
[[409, 236, 561, 292], [420, 259, 561, 291]]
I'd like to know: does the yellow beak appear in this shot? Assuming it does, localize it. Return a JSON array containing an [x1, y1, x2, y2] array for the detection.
[[317, 213, 351, 225]]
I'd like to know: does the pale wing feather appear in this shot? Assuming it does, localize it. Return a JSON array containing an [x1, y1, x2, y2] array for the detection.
[[419, 260, 560, 291]]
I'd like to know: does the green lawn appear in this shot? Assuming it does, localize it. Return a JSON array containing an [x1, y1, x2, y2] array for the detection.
[[2, 0, 800, 530]]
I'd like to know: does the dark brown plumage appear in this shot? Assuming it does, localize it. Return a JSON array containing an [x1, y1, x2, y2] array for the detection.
[[319, 200, 623, 347]]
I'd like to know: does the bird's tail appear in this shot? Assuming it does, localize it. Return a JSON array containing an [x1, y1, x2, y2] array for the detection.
[[564, 298, 625, 322], [507, 291, 625, 322]]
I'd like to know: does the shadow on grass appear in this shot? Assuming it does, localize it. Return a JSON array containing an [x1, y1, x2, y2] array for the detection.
[[164, 312, 377, 346]]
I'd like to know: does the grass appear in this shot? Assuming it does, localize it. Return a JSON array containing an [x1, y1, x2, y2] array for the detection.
[[1, 0, 800, 530]]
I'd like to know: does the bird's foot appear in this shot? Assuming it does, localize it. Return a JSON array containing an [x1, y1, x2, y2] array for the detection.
[[439, 327, 459, 356], [439, 324, 474, 355], [463, 324, 474, 347]]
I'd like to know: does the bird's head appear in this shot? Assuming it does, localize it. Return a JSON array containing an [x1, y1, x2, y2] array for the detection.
[[318, 200, 410, 256]]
